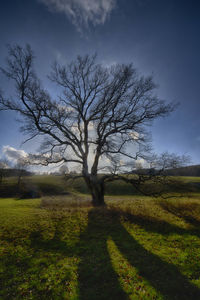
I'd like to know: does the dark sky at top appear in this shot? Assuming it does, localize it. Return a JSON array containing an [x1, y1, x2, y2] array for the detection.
[[0, 0, 200, 165]]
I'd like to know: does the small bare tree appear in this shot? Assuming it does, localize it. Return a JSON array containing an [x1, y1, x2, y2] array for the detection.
[[0, 45, 176, 205], [59, 164, 69, 175], [15, 157, 29, 188], [0, 159, 10, 184]]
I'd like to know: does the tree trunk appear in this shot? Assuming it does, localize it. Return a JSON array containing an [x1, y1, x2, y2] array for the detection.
[[84, 176, 105, 206], [91, 182, 105, 206]]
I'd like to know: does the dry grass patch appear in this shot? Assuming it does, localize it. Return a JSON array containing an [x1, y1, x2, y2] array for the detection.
[[40, 194, 93, 210]]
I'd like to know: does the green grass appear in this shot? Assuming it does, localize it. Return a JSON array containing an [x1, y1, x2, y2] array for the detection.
[[1, 193, 200, 299]]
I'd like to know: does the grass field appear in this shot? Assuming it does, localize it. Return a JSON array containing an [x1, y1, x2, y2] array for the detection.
[[1, 176, 200, 299]]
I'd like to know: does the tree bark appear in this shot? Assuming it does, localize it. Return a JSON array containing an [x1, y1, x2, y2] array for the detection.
[[84, 176, 105, 206]]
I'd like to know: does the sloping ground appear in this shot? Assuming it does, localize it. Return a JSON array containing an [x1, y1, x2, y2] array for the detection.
[[132, 165, 200, 177], [0, 168, 32, 177], [1, 175, 200, 198], [164, 165, 200, 177], [1, 195, 200, 299], [0, 175, 69, 198]]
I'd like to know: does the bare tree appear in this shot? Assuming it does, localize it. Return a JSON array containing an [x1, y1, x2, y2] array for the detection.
[[59, 164, 69, 175], [0, 45, 176, 205], [14, 157, 29, 188], [0, 159, 10, 184]]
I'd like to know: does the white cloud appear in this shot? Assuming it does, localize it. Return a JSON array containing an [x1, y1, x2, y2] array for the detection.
[[0, 161, 9, 169], [2, 146, 28, 163], [129, 131, 139, 140], [38, 0, 116, 31]]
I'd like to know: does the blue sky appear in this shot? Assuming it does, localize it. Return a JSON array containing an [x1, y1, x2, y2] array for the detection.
[[0, 0, 200, 167]]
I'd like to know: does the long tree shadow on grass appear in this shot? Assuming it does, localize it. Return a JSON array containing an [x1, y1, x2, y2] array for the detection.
[[118, 210, 200, 238], [29, 207, 200, 299], [159, 201, 200, 229], [78, 207, 200, 300]]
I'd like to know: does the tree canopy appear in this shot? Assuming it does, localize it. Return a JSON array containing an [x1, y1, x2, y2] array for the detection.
[[0, 45, 177, 205]]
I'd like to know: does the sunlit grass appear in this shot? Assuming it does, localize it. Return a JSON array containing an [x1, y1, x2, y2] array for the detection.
[[1, 194, 200, 299]]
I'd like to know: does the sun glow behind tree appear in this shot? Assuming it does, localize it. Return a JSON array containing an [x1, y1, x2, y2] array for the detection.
[[0, 45, 178, 205]]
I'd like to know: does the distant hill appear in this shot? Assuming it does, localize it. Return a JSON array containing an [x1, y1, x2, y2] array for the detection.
[[164, 165, 200, 177], [1, 165, 200, 178], [132, 165, 200, 177], [0, 168, 32, 177]]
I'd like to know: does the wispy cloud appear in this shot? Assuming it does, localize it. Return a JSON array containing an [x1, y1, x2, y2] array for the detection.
[[38, 0, 116, 31], [2, 146, 28, 163]]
